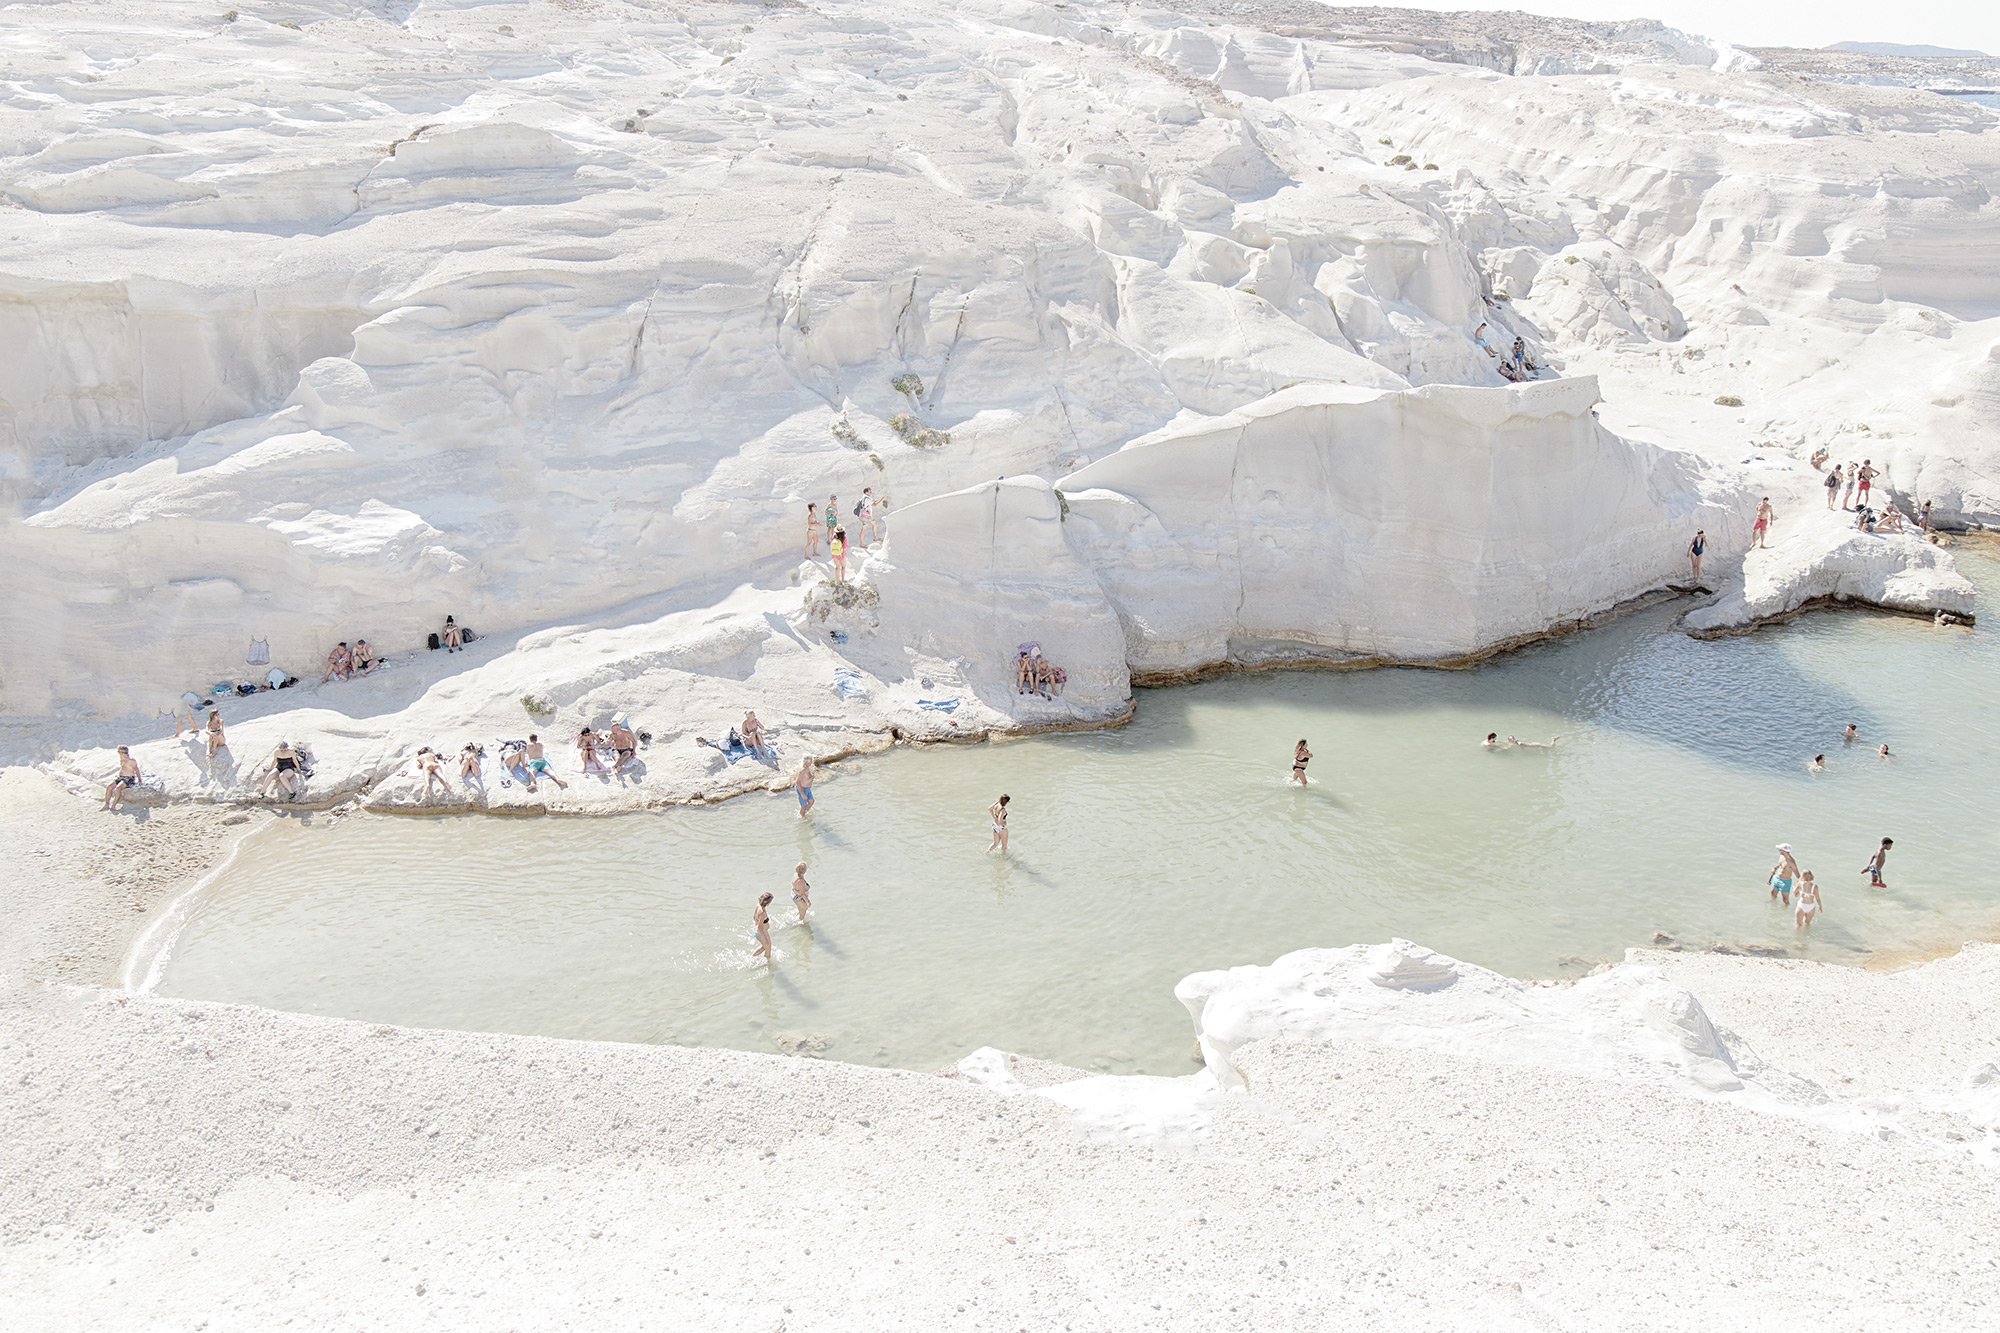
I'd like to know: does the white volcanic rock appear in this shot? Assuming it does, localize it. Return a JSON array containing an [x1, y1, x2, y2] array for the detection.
[[1175, 939, 1838, 1113], [1060, 377, 1744, 671], [1683, 508, 1976, 633]]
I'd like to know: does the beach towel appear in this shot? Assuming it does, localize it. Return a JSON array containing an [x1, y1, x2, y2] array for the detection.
[[916, 698, 960, 712], [832, 670, 868, 699]]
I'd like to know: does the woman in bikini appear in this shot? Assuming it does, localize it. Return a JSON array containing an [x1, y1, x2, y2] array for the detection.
[[576, 727, 605, 774], [752, 893, 774, 962], [987, 793, 1010, 854], [791, 863, 812, 921], [204, 710, 228, 766], [1794, 871, 1821, 931], [459, 743, 484, 788], [804, 502, 821, 558], [261, 740, 301, 799], [1291, 738, 1312, 787]]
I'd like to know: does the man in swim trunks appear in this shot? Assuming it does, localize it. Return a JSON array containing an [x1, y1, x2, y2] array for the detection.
[[794, 755, 816, 818], [1856, 459, 1877, 507], [1749, 497, 1773, 550], [609, 720, 638, 772], [1769, 843, 1800, 905], [101, 746, 141, 810], [1842, 723, 1858, 744], [988, 793, 1010, 853], [792, 863, 812, 921], [1291, 739, 1312, 787], [524, 734, 569, 790], [352, 639, 376, 675]]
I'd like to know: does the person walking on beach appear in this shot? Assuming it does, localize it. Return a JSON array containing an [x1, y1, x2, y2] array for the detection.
[[1863, 837, 1892, 887], [804, 502, 821, 558], [524, 734, 569, 790], [1769, 843, 1800, 905], [1687, 529, 1706, 584], [793, 755, 816, 818], [987, 794, 1010, 854], [1857, 459, 1878, 509], [1291, 739, 1312, 786], [1841, 462, 1859, 510], [1794, 872, 1821, 931], [791, 863, 812, 921], [753, 893, 774, 962], [1824, 466, 1842, 510], [101, 746, 141, 811], [1749, 498, 1774, 550]]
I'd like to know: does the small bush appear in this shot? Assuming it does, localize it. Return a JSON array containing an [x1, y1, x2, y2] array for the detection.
[[1387, 154, 1412, 167], [830, 416, 867, 449], [277, 18, 300, 28], [1564, 255, 1580, 264], [1423, 163, 1438, 170], [890, 373, 923, 396], [520, 694, 554, 716], [222, 9, 238, 19], [1378, 137, 1392, 145], [911, 428, 950, 449], [1714, 395, 1744, 407], [888, 413, 917, 439]]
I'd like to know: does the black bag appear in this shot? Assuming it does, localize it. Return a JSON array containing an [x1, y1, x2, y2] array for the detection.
[[428, 632, 440, 651], [852, 501, 863, 517]]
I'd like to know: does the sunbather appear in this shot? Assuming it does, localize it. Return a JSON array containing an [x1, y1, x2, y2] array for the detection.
[[412, 747, 449, 801], [609, 721, 638, 771], [741, 711, 770, 760], [500, 741, 537, 791], [441, 616, 463, 652], [260, 740, 303, 800], [351, 639, 376, 674], [322, 642, 352, 683], [576, 728, 608, 774], [204, 710, 228, 765], [459, 744, 484, 787], [1015, 651, 1034, 695], [101, 746, 141, 811]]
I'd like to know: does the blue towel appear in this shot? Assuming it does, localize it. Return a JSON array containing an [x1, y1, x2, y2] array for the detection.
[[916, 698, 960, 712], [832, 670, 868, 699]]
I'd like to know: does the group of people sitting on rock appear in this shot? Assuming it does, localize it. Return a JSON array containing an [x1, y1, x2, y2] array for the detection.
[[1473, 324, 1539, 382], [1013, 643, 1067, 699], [1815, 453, 1939, 540], [322, 639, 378, 682], [401, 721, 644, 802]]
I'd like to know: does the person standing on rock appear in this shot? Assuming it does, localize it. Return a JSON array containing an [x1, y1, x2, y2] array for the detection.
[[101, 746, 141, 811], [791, 863, 812, 921], [793, 755, 816, 818], [804, 502, 821, 558], [1749, 498, 1774, 550], [1769, 843, 1800, 905], [1857, 459, 1878, 509], [1841, 462, 1859, 510], [831, 526, 849, 583], [824, 494, 839, 551], [1687, 529, 1706, 584], [988, 793, 1010, 854], [858, 487, 879, 547], [1291, 739, 1313, 787], [1824, 466, 1842, 510], [1863, 837, 1892, 887], [753, 893, 774, 962], [1919, 499, 1933, 531]]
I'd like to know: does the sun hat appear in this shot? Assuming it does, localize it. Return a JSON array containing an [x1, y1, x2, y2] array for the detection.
[[1776, 843, 1792, 852]]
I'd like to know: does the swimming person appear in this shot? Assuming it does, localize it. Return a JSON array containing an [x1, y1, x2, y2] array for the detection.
[[792, 863, 812, 921], [1769, 843, 1800, 905], [753, 893, 773, 962], [524, 734, 569, 790], [1794, 872, 1821, 931], [1509, 735, 1560, 748], [804, 502, 820, 558], [1809, 754, 1825, 773], [988, 794, 1010, 853], [1482, 733, 1506, 748], [1291, 739, 1312, 786], [1842, 723, 1858, 744], [1749, 497, 1773, 550], [1864, 837, 1892, 887], [100, 746, 141, 811], [794, 755, 815, 817], [1687, 529, 1705, 584], [1878, 743, 1892, 759]]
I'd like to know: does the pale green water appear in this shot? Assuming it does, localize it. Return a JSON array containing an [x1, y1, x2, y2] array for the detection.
[[151, 550, 2000, 1076]]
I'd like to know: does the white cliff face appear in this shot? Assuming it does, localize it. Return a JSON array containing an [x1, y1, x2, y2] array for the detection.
[[0, 0, 1987, 729]]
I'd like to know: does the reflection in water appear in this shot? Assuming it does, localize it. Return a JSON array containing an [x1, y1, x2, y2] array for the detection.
[[156, 551, 2000, 1075]]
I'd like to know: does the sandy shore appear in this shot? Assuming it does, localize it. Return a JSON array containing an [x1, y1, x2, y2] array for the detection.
[[5, 764, 1997, 1330]]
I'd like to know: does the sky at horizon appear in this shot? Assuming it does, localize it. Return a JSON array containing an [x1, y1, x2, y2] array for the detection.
[[1360, 1, 1997, 57]]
